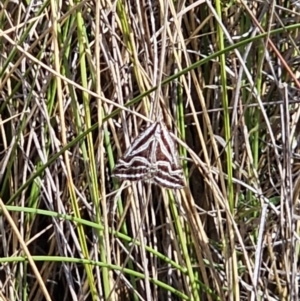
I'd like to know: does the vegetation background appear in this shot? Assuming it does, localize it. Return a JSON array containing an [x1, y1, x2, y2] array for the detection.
[[0, 0, 299, 300]]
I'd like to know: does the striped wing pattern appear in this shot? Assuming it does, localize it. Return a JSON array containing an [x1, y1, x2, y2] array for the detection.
[[113, 122, 185, 189]]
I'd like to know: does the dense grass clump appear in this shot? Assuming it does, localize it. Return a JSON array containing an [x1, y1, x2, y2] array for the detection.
[[0, 1, 299, 300]]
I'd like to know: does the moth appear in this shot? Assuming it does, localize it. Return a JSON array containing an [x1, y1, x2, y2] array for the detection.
[[112, 121, 185, 189]]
